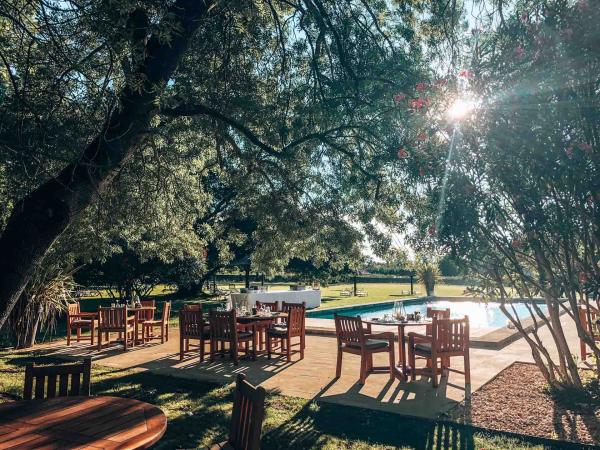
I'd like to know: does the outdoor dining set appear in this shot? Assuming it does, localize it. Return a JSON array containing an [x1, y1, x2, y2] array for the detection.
[[66, 298, 307, 366], [334, 306, 471, 388]]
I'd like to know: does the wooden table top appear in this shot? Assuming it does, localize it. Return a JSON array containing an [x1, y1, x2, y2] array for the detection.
[[362, 318, 431, 327], [0, 396, 167, 450]]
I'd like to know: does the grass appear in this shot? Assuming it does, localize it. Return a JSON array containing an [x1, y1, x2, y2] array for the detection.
[[0, 348, 544, 450]]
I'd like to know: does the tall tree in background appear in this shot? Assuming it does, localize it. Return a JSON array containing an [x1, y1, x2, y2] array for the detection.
[[0, 1, 450, 329]]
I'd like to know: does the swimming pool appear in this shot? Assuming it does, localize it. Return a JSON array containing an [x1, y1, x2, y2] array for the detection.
[[306, 299, 547, 329]]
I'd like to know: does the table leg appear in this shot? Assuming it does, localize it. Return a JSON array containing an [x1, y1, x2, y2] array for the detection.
[[397, 325, 405, 368]]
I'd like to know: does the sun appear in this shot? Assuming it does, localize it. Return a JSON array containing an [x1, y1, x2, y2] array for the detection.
[[448, 98, 475, 120]]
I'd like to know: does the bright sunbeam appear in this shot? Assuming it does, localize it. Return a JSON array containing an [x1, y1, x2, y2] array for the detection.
[[448, 99, 475, 120]]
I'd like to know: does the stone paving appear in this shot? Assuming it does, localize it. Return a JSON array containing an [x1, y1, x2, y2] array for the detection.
[[41, 314, 580, 420]]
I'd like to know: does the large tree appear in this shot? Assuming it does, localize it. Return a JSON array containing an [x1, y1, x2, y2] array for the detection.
[[0, 0, 446, 329]]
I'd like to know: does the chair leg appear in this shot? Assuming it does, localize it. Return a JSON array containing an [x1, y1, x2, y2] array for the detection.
[[335, 348, 343, 378], [431, 356, 438, 387], [76, 327, 81, 342], [267, 334, 272, 359], [161, 325, 165, 344], [200, 337, 205, 362], [124, 331, 128, 351], [464, 352, 471, 385], [388, 346, 395, 380], [286, 336, 291, 362], [97, 329, 102, 351], [359, 353, 367, 385], [581, 340, 587, 360], [67, 324, 71, 346], [300, 333, 305, 360], [232, 340, 239, 366], [166, 324, 169, 342], [90, 324, 95, 345], [180, 335, 185, 360], [210, 338, 215, 363], [409, 345, 416, 380]]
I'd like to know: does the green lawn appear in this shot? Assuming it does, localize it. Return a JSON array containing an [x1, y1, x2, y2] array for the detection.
[[0, 348, 544, 450]]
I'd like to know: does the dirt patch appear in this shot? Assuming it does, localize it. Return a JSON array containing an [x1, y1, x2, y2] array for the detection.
[[452, 362, 600, 445]]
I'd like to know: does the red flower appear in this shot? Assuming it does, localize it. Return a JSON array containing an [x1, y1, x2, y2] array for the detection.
[[579, 142, 593, 154], [520, 12, 529, 23], [458, 70, 475, 78], [419, 167, 426, 177], [587, 196, 594, 207], [416, 82, 428, 92], [435, 78, 448, 87], [416, 132, 428, 141], [565, 146, 574, 159], [397, 148, 409, 159], [428, 226, 436, 236], [410, 98, 425, 109], [579, 272, 588, 284], [514, 46, 525, 58], [393, 92, 407, 104], [511, 239, 522, 249]]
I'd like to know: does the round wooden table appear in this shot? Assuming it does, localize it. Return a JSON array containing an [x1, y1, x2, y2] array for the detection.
[[0, 396, 167, 449], [362, 318, 431, 380]]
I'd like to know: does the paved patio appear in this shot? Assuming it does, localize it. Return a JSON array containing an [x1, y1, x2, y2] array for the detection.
[[40, 315, 580, 420]]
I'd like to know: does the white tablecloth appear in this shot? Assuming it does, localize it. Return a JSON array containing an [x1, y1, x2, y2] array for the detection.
[[230, 290, 321, 309]]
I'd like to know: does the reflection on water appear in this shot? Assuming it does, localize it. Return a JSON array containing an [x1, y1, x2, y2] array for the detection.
[[308, 300, 547, 329]]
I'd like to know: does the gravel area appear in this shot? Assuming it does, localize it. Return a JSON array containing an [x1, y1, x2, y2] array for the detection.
[[452, 362, 600, 445]]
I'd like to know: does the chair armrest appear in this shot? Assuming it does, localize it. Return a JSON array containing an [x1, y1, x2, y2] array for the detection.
[[127, 315, 136, 323], [77, 312, 98, 318], [365, 332, 394, 341], [407, 332, 430, 341]]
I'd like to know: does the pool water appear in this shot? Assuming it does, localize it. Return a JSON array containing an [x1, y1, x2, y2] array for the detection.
[[307, 299, 547, 329]]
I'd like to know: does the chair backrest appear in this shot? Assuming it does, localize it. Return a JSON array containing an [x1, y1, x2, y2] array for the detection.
[[161, 301, 172, 323], [98, 307, 127, 328], [334, 314, 365, 346], [141, 300, 155, 321], [256, 300, 279, 312], [67, 302, 80, 324], [426, 307, 451, 335], [210, 309, 237, 340], [281, 301, 305, 313], [228, 373, 266, 450], [579, 306, 600, 336], [179, 306, 203, 338], [287, 305, 305, 337], [184, 304, 202, 311], [24, 358, 92, 400], [432, 316, 469, 353]]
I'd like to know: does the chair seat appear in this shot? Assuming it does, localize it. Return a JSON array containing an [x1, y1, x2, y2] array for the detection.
[[346, 339, 389, 350], [266, 326, 288, 336], [98, 326, 134, 332], [71, 320, 94, 326], [238, 331, 253, 340], [414, 342, 432, 353], [142, 320, 163, 326]]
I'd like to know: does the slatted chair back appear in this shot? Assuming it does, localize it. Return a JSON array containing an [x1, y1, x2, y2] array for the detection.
[[256, 300, 279, 312], [210, 309, 237, 340], [140, 300, 155, 321], [24, 358, 92, 400], [228, 374, 266, 450], [98, 307, 128, 329], [425, 307, 451, 336], [281, 301, 305, 313], [287, 305, 305, 337], [184, 303, 202, 311], [580, 306, 600, 337], [334, 314, 365, 347], [161, 301, 172, 323], [67, 302, 81, 325], [432, 316, 469, 354], [179, 306, 203, 338]]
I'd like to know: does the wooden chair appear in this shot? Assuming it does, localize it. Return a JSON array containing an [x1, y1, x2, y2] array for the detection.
[[407, 316, 470, 388], [209, 309, 255, 365], [208, 374, 266, 450], [24, 358, 91, 400], [579, 306, 600, 360], [66, 302, 96, 346], [179, 305, 210, 361], [333, 314, 395, 385], [97, 307, 136, 351], [142, 301, 171, 344], [266, 305, 305, 362]]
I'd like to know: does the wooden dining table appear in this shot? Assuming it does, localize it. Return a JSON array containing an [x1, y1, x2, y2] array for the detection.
[[0, 395, 167, 449], [236, 312, 288, 353], [362, 317, 431, 381]]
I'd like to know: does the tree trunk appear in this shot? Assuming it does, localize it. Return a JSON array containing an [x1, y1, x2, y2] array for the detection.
[[0, 0, 214, 331]]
